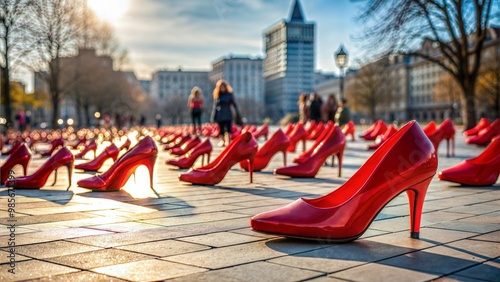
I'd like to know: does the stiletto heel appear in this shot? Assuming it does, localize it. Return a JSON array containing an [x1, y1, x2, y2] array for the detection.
[[1, 143, 32, 185], [75, 139, 97, 159], [282, 150, 287, 167], [77, 136, 158, 192], [248, 157, 254, 183], [40, 138, 64, 157], [75, 144, 119, 171], [427, 118, 455, 157], [294, 122, 334, 164], [207, 152, 211, 164], [201, 154, 205, 166], [144, 155, 156, 188], [5, 147, 74, 189], [166, 139, 212, 169], [406, 177, 433, 239], [66, 162, 73, 190], [239, 129, 290, 172], [252, 120, 437, 241], [337, 150, 343, 177]]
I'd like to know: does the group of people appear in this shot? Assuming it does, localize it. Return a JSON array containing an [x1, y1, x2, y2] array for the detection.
[[298, 92, 351, 126]]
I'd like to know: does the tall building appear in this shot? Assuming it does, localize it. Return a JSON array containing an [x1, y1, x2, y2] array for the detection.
[[263, 0, 315, 121], [210, 55, 264, 123], [150, 69, 212, 102]]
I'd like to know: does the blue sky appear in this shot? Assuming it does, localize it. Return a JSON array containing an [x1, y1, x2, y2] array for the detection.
[[114, 0, 366, 79]]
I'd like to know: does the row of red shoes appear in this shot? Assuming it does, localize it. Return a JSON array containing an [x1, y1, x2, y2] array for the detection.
[[464, 118, 500, 146]]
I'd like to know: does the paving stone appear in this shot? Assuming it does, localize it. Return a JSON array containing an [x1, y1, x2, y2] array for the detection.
[[90, 221, 163, 232], [7, 241, 102, 259], [0, 250, 31, 264], [117, 239, 210, 257], [169, 261, 323, 282], [23, 271, 128, 282], [427, 221, 500, 234], [470, 230, 500, 243], [451, 258, 500, 282], [330, 263, 439, 281], [47, 248, 154, 269], [0, 228, 112, 247], [92, 259, 207, 281], [444, 204, 500, 215], [163, 239, 330, 269], [141, 211, 248, 226], [0, 212, 101, 226], [178, 231, 265, 247], [0, 260, 78, 281]]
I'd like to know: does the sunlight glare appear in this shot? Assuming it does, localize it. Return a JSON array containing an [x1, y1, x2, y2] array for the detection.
[[121, 166, 158, 199], [87, 0, 130, 22]]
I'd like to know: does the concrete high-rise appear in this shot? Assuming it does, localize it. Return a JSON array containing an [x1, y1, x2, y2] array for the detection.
[[263, 0, 315, 121]]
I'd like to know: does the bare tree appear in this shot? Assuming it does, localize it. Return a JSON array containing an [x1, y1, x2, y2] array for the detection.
[[348, 57, 396, 122], [0, 0, 31, 128], [164, 94, 187, 124], [27, 0, 84, 129], [357, 0, 499, 129]]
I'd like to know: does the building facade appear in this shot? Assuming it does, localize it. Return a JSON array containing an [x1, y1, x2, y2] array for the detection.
[[150, 69, 212, 101], [210, 55, 264, 123], [263, 0, 315, 121]]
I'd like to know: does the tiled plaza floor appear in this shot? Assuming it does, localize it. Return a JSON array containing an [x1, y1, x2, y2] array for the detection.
[[0, 125, 499, 281]]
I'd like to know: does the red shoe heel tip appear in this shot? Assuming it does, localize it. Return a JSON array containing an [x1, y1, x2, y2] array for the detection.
[[411, 232, 420, 239]]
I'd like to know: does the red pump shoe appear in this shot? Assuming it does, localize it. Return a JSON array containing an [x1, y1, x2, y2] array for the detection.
[[75, 144, 120, 171], [251, 120, 437, 242], [422, 121, 437, 136], [466, 119, 500, 146], [1, 143, 31, 185], [179, 132, 258, 185], [77, 136, 158, 192], [275, 125, 346, 178], [463, 118, 490, 137], [360, 120, 387, 141], [166, 139, 213, 169], [41, 138, 65, 157], [367, 125, 398, 150], [2, 141, 21, 156], [119, 138, 131, 151], [69, 137, 87, 150], [5, 147, 74, 189], [341, 121, 356, 141], [240, 129, 290, 172], [293, 121, 334, 164], [286, 123, 307, 152], [170, 136, 201, 156], [439, 135, 500, 186], [252, 124, 269, 141], [427, 118, 455, 157], [164, 135, 190, 151], [75, 139, 97, 159]]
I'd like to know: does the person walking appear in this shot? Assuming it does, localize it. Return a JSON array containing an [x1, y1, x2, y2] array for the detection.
[[211, 80, 240, 147], [297, 93, 309, 123], [322, 95, 338, 122], [308, 92, 322, 122], [335, 98, 351, 127], [188, 86, 204, 135]]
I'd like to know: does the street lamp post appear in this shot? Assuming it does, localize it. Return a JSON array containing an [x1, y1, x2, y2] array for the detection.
[[335, 45, 348, 100]]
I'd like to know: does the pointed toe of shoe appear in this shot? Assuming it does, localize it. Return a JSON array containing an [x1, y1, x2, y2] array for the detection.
[[77, 177, 105, 189], [274, 166, 309, 177], [75, 163, 96, 171]]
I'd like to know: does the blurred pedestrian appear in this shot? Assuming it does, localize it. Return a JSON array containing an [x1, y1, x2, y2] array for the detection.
[[308, 92, 322, 122], [188, 86, 204, 135], [156, 114, 162, 129], [297, 93, 309, 123], [321, 95, 338, 122], [335, 98, 351, 127], [140, 115, 146, 126], [211, 80, 240, 147]]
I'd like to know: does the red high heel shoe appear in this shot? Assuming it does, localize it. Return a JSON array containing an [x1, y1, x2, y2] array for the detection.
[[239, 129, 290, 171], [119, 138, 131, 151], [427, 118, 455, 157], [367, 125, 398, 150], [75, 144, 119, 171], [359, 121, 378, 139], [360, 120, 387, 141], [1, 143, 31, 185], [166, 139, 212, 169], [69, 137, 87, 149], [307, 122, 325, 140], [422, 121, 437, 136], [164, 135, 190, 151], [179, 132, 258, 185], [466, 119, 500, 146], [251, 120, 437, 241], [463, 118, 490, 137], [275, 125, 346, 178], [2, 141, 22, 156], [341, 121, 356, 141], [170, 136, 201, 156], [41, 138, 65, 157], [293, 121, 334, 164], [5, 147, 74, 189], [252, 124, 269, 141], [77, 136, 158, 192], [75, 139, 97, 159], [286, 123, 307, 152], [439, 135, 500, 186]]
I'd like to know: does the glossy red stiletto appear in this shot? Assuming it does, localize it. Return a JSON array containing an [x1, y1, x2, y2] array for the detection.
[[75, 139, 97, 159], [252, 124, 269, 141], [179, 132, 258, 185], [466, 119, 500, 146], [293, 121, 334, 164], [275, 125, 346, 178], [2, 141, 21, 156], [367, 125, 398, 151], [422, 121, 437, 136], [463, 118, 490, 137], [427, 118, 455, 157], [359, 121, 377, 139], [360, 120, 387, 141], [1, 143, 31, 185], [164, 135, 190, 151], [286, 123, 307, 152], [119, 138, 131, 151], [69, 137, 87, 149], [170, 136, 201, 156], [251, 120, 437, 241], [341, 121, 356, 141], [166, 139, 212, 169], [307, 122, 324, 140], [41, 138, 65, 157], [240, 129, 290, 171], [75, 144, 119, 171], [77, 136, 158, 192], [439, 135, 500, 186], [5, 147, 74, 189]]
